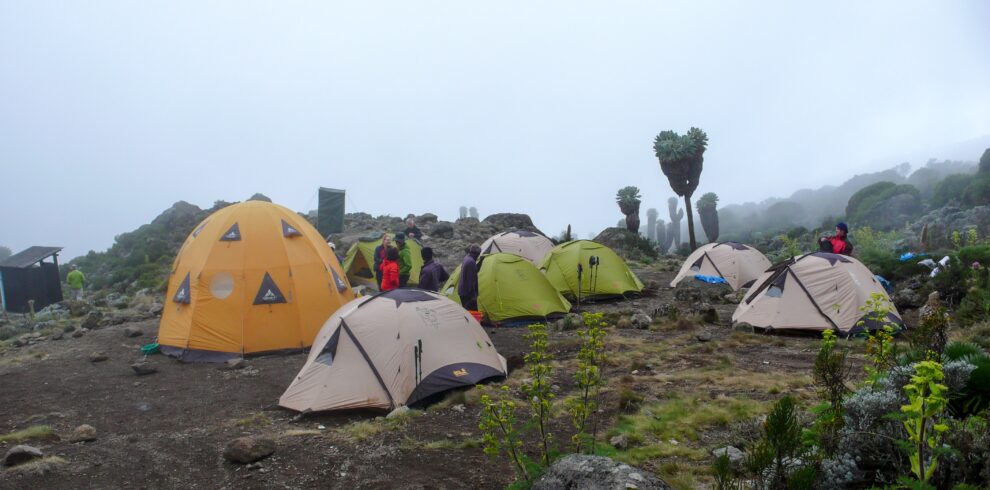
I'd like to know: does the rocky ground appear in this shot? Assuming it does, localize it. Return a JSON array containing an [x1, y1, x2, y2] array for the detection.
[[0, 263, 873, 489]]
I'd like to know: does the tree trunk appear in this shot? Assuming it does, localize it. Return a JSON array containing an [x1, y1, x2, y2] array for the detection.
[[625, 213, 640, 234], [684, 194, 697, 250]]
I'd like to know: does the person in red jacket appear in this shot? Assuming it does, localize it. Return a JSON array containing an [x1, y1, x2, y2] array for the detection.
[[380, 247, 401, 291], [819, 222, 854, 256]]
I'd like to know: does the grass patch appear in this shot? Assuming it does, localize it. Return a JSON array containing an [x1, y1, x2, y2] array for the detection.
[[4, 456, 67, 476], [281, 429, 322, 437], [0, 425, 55, 444], [232, 412, 272, 428], [613, 394, 765, 444], [421, 438, 482, 450], [338, 410, 420, 442]]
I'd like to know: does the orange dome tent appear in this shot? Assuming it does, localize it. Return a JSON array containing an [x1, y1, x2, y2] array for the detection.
[[158, 200, 355, 362]]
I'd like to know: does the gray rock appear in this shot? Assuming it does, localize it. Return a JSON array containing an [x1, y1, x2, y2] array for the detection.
[[386, 406, 411, 419], [416, 213, 438, 224], [555, 313, 585, 331], [70, 424, 97, 443], [696, 332, 713, 342], [891, 288, 924, 309], [3, 445, 43, 467], [431, 222, 455, 238], [223, 437, 275, 464], [732, 322, 754, 333], [712, 446, 744, 466], [72, 329, 85, 338], [482, 213, 540, 234], [123, 327, 143, 338], [11, 338, 25, 348], [532, 454, 670, 490], [221, 358, 247, 370], [610, 434, 629, 450], [694, 303, 719, 324], [131, 362, 157, 376], [51, 332, 63, 341], [81, 311, 103, 330], [150, 303, 164, 316], [630, 313, 653, 329], [89, 352, 109, 363]]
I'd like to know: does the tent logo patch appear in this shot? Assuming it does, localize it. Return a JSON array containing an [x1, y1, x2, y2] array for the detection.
[[219, 223, 241, 242], [452, 368, 469, 378], [172, 273, 191, 304], [253, 272, 287, 305], [282, 219, 302, 237]]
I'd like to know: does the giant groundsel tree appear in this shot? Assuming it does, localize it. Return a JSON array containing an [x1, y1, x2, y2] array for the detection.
[[654, 128, 708, 250]]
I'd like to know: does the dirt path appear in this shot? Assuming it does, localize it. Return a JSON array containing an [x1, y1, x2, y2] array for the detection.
[[0, 268, 844, 489]]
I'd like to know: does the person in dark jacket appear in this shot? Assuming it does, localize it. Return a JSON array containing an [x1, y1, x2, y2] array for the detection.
[[819, 222, 854, 256], [395, 233, 413, 287], [380, 247, 400, 292], [458, 244, 481, 310], [403, 216, 423, 240], [418, 247, 449, 292], [373, 234, 392, 288]]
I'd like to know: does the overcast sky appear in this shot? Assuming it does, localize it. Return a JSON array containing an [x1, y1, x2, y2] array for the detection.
[[2, 1, 989, 260]]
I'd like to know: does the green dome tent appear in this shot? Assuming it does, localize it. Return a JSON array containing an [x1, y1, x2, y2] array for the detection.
[[442, 253, 572, 322], [342, 235, 423, 288], [539, 240, 644, 300]]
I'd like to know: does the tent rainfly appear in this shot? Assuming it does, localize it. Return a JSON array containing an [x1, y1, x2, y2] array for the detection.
[[539, 240, 644, 300], [670, 242, 771, 291], [279, 289, 507, 412], [158, 200, 354, 362], [342, 235, 423, 288], [732, 252, 904, 335], [442, 253, 572, 322], [480, 230, 555, 265]]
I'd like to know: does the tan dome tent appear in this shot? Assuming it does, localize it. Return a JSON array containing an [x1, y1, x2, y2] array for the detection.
[[158, 201, 355, 362], [670, 242, 771, 291], [732, 252, 904, 335], [480, 230, 554, 265], [280, 289, 507, 412]]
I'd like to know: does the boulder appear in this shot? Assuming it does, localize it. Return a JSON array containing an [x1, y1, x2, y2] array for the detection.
[[555, 313, 585, 331], [123, 327, 143, 338], [482, 213, 540, 234], [630, 313, 652, 329], [386, 406, 410, 419], [3, 445, 43, 467], [416, 213, 438, 224], [70, 424, 98, 443], [223, 436, 275, 464], [532, 454, 670, 490], [712, 446, 745, 467], [247, 193, 272, 202], [431, 222, 455, 238], [81, 311, 103, 330], [892, 287, 924, 309], [609, 434, 629, 450], [131, 362, 158, 376], [696, 332, 713, 342]]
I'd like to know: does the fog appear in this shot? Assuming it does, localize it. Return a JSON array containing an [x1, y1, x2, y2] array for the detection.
[[2, 1, 989, 259]]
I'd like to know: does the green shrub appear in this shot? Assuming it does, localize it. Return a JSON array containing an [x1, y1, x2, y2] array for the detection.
[[962, 173, 990, 207], [931, 174, 973, 207], [0, 326, 16, 341]]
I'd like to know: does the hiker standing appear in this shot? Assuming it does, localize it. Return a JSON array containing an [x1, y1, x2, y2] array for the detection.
[[373, 234, 392, 289], [66, 265, 85, 301], [819, 222, 854, 256], [458, 244, 481, 310], [418, 247, 449, 292], [403, 215, 423, 240], [395, 233, 413, 287], [380, 247, 400, 292]]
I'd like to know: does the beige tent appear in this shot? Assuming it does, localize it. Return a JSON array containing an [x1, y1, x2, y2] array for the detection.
[[670, 242, 771, 291], [280, 289, 507, 412], [732, 252, 904, 335], [481, 230, 554, 265]]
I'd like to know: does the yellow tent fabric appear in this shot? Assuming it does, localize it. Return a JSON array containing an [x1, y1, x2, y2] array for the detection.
[[342, 236, 423, 288], [158, 201, 355, 361], [441, 253, 571, 321], [539, 240, 644, 300]]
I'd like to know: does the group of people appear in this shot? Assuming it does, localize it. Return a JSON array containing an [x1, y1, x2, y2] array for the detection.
[[370, 216, 482, 311]]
